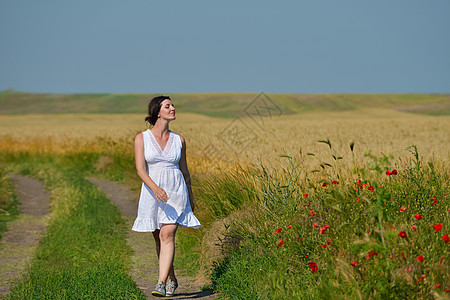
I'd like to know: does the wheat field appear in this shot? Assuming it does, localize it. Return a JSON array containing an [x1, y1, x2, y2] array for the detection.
[[0, 109, 449, 174]]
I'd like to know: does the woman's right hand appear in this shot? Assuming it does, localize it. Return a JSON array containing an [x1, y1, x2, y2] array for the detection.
[[152, 186, 168, 202]]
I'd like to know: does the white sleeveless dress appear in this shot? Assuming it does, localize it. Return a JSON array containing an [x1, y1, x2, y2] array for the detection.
[[132, 130, 201, 232]]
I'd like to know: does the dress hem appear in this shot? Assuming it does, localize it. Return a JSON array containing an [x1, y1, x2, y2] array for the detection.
[[132, 222, 201, 232], [132, 216, 201, 232]]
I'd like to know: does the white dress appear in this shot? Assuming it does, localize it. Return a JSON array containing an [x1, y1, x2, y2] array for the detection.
[[132, 130, 201, 232]]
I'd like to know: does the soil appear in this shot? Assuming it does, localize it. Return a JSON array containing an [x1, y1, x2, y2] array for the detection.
[[0, 174, 50, 297], [87, 177, 218, 299]]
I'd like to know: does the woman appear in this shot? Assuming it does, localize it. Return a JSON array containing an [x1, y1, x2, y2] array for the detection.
[[132, 95, 201, 297]]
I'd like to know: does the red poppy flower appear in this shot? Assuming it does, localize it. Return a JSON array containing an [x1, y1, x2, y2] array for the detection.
[[350, 262, 359, 267], [326, 240, 332, 245], [411, 225, 417, 232], [332, 181, 339, 185], [400, 206, 407, 212], [390, 226, 396, 231], [368, 186, 374, 191], [416, 274, 426, 284], [445, 290, 450, 293], [440, 255, 444, 265], [313, 223, 319, 228], [309, 210, 316, 216], [322, 182, 327, 187], [302, 203, 308, 208], [398, 231, 407, 238], [414, 214, 423, 220], [432, 195, 436, 199], [287, 225, 292, 230], [320, 224, 330, 234], [386, 169, 398, 175], [356, 197, 360, 202], [431, 200, 439, 205], [442, 234, 449, 242], [416, 256, 423, 263], [433, 284, 440, 288], [401, 252, 406, 260], [320, 244, 327, 248], [308, 262, 318, 273], [275, 228, 282, 234], [433, 224, 443, 231], [366, 250, 378, 259], [303, 193, 308, 198], [297, 237, 301, 242], [278, 240, 284, 247]]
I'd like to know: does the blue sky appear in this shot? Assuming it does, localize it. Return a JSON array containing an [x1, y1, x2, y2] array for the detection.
[[1, 0, 449, 94]]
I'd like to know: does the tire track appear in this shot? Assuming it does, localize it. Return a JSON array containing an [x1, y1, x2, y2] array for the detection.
[[0, 175, 50, 297], [87, 177, 217, 299]]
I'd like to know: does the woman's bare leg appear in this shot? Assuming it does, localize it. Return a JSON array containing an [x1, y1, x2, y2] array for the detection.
[[152, 229, 161, 257], [152, 230, 176, 280], [154, 224, 177, 283]]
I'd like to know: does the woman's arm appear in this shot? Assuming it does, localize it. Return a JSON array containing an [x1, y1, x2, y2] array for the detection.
[[179, 135, 194, 212], [135, 133, 168, 202]]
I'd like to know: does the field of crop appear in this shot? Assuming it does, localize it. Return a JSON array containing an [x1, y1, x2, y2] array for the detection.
[[0, 93, 449, 298], [1, 108, 449, 174]]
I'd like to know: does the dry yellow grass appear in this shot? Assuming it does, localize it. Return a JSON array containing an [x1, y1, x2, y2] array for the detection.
[[1, 110, 449, 175]]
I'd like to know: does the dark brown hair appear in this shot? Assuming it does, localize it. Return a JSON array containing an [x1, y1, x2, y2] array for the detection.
[[145, 95, 171, 125]]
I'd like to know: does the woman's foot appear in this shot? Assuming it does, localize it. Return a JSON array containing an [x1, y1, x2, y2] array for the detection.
[[165, 278, 178, 297], [151, 281, 166, 297]]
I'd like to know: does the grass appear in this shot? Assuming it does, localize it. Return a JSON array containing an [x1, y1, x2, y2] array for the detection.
[[0, 168, 19, 240], [207, 146, 450, 299], [1, 154, 145, 299], [173, 228, 203, 277]]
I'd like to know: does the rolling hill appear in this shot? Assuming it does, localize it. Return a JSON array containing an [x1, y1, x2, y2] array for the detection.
[[0, 90, 449, 117]]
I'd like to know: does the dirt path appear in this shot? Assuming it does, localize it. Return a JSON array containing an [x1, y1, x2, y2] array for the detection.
[[0, 174, 50, 297], [87, 177, 217, 299]]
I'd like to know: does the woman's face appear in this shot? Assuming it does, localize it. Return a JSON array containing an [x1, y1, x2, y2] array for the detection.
[[158, 99, 176, 121]]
